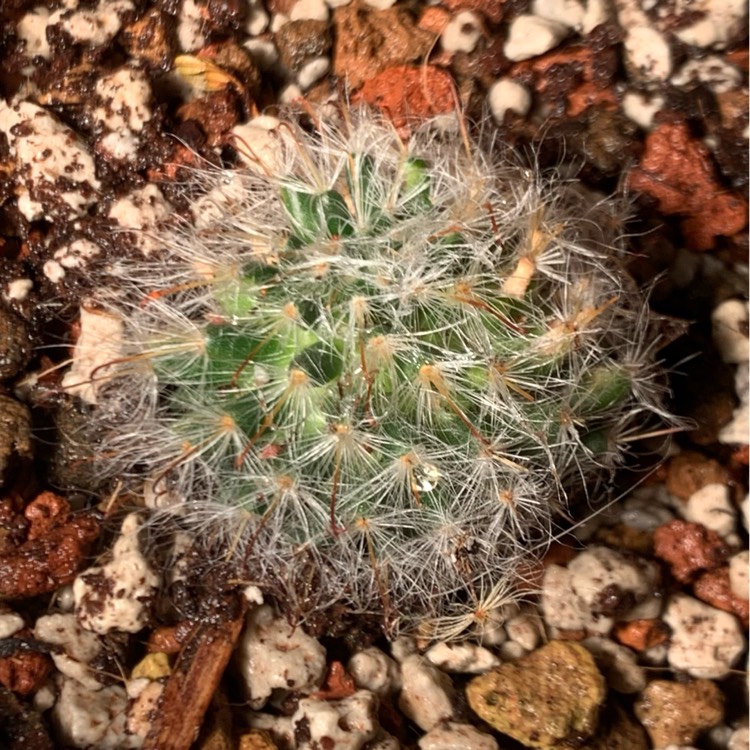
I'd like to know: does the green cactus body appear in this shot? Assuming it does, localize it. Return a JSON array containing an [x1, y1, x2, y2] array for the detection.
[[86, 112, 672, 635]]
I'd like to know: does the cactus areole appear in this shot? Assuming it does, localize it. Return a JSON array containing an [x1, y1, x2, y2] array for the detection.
[[75, 111, 673, 636]]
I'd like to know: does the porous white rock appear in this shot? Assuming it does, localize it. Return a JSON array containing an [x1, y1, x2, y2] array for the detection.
[[418, 721, 499, 750], [398, 655, 455, 731], [664, 594, 745, 679], [60, 305, 123, 407], [74, 513, 160, 635], [290, 0, 329, 21], [244, 37, 278, 69], [581, 637, 646, 693], [108, 184, 171, 255], [672, 0, 746, 49], [729, 551, 749, 600], [487, 79, 532, 123], [719, 358, 749, 445], [729, 726, 750, 750], [581, 0, 611, 33], [44, 239, 101, 283], [0, 100, 100, 222], [58, 0, 135, 47], [363, 0, 397, 7], [366, 732, 401, 750], [245, 712, 295, 748], [672, 55, 742, 94], [390, 635, 417, 663], [236, 604, 327, 709], [424, 642, 500, 674], [712, 299, 749, 364], [684, 483, 738, 541], [532, 0, 584, 30], [126, 679, 163, 742], [504, 14, 568, 62], [622, 91, 665, 130], [34, 614, 103, 690], [94, 66, 152, 161], [292, 690, 379, 750], [348, 647, 401, 696], [16, 7, 52, 58], [270, 13, 289, 32], [177, 0, 206, 51], [232, 115, 297, 175], [624, 26, 672, 82], [441, 11, 483, 54], [52, 678, 139, 750], [0, 610, 24, 638], [3, 278, 33, 302]]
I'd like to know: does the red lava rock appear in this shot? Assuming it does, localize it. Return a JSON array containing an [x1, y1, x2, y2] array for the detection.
[[148, 621, 193, 654], [418, 5, 451, 35], [665, 451, 730, 502], [511, 44, 619, 119], [627, 122, 748, 251], [694, 567, 749, 628], [0, 647, 52, 696], [653, 520, 730, 584], [356, 65, 456, 138], [311, 661, 357, 700], [0, 493, 100, 600], [333, 1, 438, 90], [178, 89, 243, 147], [613, 618, 670, 651]]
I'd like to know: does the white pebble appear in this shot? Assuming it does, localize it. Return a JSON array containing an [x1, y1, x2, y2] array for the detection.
[[0, 611, 24, 638], [74, 513, 160, 635], [419, 721, 499, 750], [620, 485, 676, 530], [363, 0, 397, 7], [624, 26, 672, 81], [487, 78, 532, 123], [497, 640, 527, 661], [712, 299, 749, 364], [504, 612, 543, 651], [270, 13, 289, 32], [246, 0, 270, 35], [729, 726, 750, 750], [531, 0, 584, 30], [348, 647, 401, 696], [504, 14, 568, 62], [424, 642, 500, 674], [729, 551, 748, 600], [297, 56, 330, 90], [622, 91, 665, 129], [541, 564, 587, 631], [673, 0, 746, 49], [244, 37, 278, 68], [290, 0, 329, 21], [232, 115, 297, 175], [441, 11, 483, 54], [293, 691, 378, 750], [236, 604, 326, 709], [664, 594, 745, 679], [581, 637, 646, 693], [719, 399, 749, 445], [391, 634, 417, 662], [567, 545, 662, 631], [398, 655, 455, 731], [684, 483, 737, 541]]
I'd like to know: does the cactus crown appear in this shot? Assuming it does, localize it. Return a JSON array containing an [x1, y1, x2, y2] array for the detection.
[[83, 111, 671, 635]]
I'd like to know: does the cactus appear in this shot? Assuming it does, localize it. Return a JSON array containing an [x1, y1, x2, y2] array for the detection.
[[78, 111, 673, 636]]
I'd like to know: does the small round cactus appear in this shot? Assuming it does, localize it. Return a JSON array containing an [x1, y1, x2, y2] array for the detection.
[[80, 110, 673, 635]]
